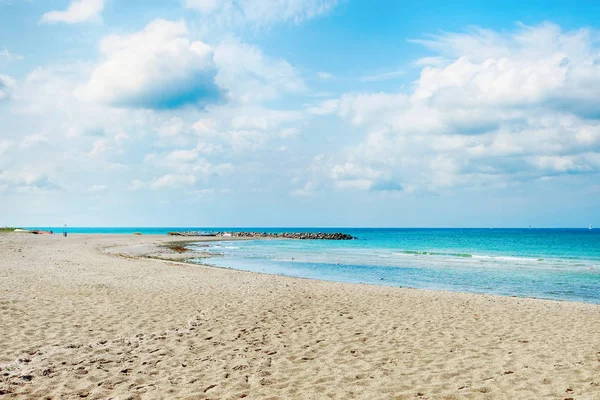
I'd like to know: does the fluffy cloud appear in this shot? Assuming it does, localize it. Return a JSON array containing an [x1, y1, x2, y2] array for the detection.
[[330, 163, 391, 191], [185, 0, 218, 13], [189, 106, 302, 153], [0, 48, 22, 66], [144, 149, 234, 177], [229, 107, 301, 130], [316, 72, 333, 80], [185, 0, 338, 28], [20, 134, 49, 149], [130, 174, 199, 190], [79, 19, 221, 109], [307, 99, 339, 115], [132, 152, 234, 191], [88, 139, 109, 157], [88, 184, 107, 192], [214, 40, 305, 104], [0, 74, 15, 102], [360, 69, 405, 83], [0, 140, 12, 157], [40, 0, 104, 24], [0, 169, 56, 192], [150, 174, 197, 190], [305, 23, 600, 193]]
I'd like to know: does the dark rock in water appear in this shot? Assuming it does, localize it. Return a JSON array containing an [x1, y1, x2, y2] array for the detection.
[[168, 231, 216, 237], [211, 231, 357, 240]]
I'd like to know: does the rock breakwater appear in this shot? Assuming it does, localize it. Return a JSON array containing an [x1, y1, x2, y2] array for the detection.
[[218, 232, 357, 240], [167, 231, 357, 240]]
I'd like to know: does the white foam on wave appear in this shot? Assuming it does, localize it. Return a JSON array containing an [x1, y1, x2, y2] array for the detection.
[[472, 254, 534, 263]]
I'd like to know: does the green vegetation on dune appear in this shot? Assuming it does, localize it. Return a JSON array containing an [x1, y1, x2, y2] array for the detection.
[[0, 227, 17, 233]]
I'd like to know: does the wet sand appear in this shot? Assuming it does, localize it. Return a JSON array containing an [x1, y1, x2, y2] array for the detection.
[[1, 233, 599, 399]]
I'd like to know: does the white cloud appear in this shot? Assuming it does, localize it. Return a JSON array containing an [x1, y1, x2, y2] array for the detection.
[[193, 128, 270, 153], [530, 153, 600, 174], [307, 99, 339, 115], [130, 179, 145, 190], [0, 140, 12, 157], [330, 162, 387, 190], [132, 156, 234, 191], [0, 47, 22, 65], [192, 118, 217, 133], [130, 175, 197, 191], [337, 93, 407, 126], [316, 71, 333, 80], [144, 149, 234, 178], [88, 139, 109, 157], [184, 0, 218, 13], [226, 129, 267, 152], [289, 154, 326, 196], [88, 184, 107, 192], [0, 169, 56, 192], [0, 74, 16, 102], [230, 107, 301, 130], [40, 0, 104, 24], [150, 174, 196, 190], [114, 132, 129, 145], [214, 39, 305, 104], [13, 64, 154, 155], [78, 19, 221, 109], [291, 181, 318, 197], [157, 117, 185, 137], [360, 69, 404, 82], [280, 127, 300, 138], [307, 23, 600, 192], [185, 0, 338, 29], [186, 104, 305, 155], [20, 134, 49, 149], [166, 149, 198, 163], [413, 56, 448, 67]]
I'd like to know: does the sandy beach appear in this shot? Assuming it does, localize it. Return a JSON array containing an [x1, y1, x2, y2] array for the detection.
[[1, 233, 599, 400]]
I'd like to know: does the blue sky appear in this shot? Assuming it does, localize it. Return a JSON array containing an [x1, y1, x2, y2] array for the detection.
[[1, 0, 599, 227]]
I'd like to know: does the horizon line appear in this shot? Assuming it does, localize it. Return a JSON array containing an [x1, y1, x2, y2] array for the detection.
[[16, 226, 595, 230]]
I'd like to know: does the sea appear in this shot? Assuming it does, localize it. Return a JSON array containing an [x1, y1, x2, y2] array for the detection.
[[31, 227, 600, 304]]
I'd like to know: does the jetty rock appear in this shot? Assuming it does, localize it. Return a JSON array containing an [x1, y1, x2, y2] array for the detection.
[[215, 232, 357, 240]]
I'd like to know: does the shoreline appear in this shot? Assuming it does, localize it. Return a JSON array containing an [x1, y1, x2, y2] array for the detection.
[[122, 237, 599, 306], [1, 233, 599, 399], [5, 231, 599, 305]]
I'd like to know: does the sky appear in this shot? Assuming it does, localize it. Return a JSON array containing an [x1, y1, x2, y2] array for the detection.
[[0, 0, 599, 228]]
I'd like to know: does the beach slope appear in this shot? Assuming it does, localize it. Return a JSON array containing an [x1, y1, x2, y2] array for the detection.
[[1, 234, 599, 399]]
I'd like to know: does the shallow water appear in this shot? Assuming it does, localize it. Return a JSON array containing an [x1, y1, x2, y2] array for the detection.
[[185, 228, 600, 304]]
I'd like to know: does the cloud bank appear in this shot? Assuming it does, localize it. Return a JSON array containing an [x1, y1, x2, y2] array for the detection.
[[0, 74, 15, 102], [304, 23, 600, 194]]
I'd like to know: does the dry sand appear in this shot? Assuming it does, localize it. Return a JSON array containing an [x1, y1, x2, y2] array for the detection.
[[1, 233, 599, 400]]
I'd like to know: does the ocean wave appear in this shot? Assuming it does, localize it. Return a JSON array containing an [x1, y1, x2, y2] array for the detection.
[[199, 242, 600, 272], [392, 250, 473, 258], [390, 250, 596, 266], [471, 254, 535, 262]]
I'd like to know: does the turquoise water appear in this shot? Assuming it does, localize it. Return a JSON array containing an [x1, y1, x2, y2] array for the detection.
[[183, 228, 600, 304], [31, 227, 599, 303]]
